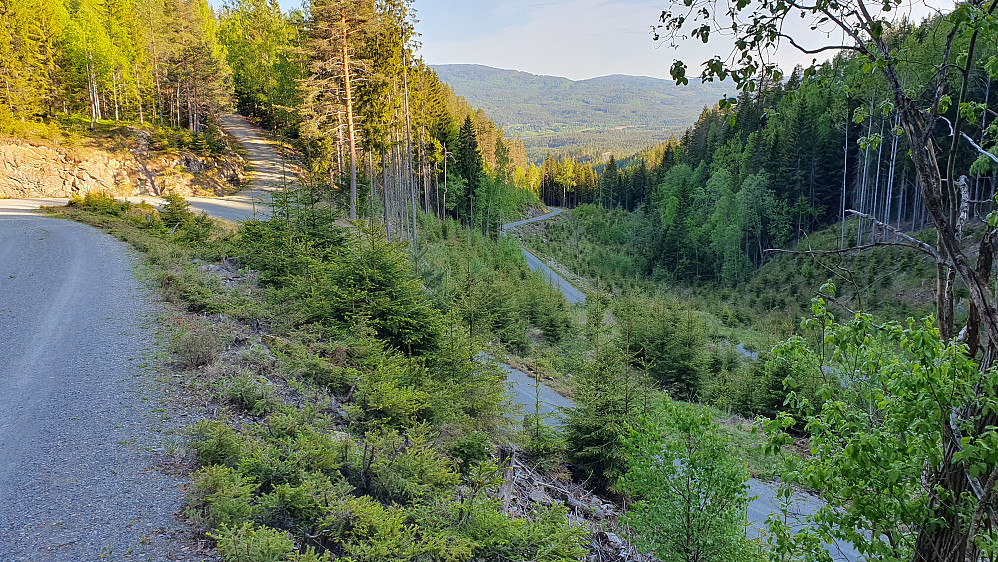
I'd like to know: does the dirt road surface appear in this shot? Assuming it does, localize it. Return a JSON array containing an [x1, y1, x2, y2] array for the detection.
[[503, 208, 586, 304]]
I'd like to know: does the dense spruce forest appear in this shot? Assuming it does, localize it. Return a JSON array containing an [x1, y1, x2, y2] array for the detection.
[[533, 22, 998, 287]]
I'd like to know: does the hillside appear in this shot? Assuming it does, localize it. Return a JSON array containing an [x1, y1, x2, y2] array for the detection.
[[431, 64, 730, 160]]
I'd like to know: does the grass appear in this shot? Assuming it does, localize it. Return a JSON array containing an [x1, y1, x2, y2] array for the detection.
[[3, 112, 232, 160], [706, 406, 787, 480]]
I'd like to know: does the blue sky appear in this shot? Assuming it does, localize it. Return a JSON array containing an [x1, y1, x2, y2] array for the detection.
[[264, 0, 943, 81], [413, 0, 676, 80], [258, 0, 734, 79]]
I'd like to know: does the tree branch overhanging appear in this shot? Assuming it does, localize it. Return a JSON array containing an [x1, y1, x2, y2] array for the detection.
[[846, 210, 950, 264]]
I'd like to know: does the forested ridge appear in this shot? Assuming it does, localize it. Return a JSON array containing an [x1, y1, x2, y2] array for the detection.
[[431, 64, 731, 161]]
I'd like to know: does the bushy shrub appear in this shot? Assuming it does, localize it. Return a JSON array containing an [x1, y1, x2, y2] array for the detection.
[[519, 413, 566, 462], [351, 356, 431, 429], [124, 201, 167, 233], [225, 371, 280, 415], [275, 341, 359, 394], [237, 443, 308, 492], [624, 298, 708, 399], [457, 500, 586, 562], [618, 401, 758, 562], [420, 229, 574, 354], [189, 465, 258, 532], [211, 522, 293, 562], [317, 495, 431, 560], [447, 431, 491, 474], [289, 227, 444, 354], [68, 192, 130, 216], [366, 426, 460, 504], [170, 319, 221, 368], [190, 420, 246, 467], [257, 473, 345, 531], [161, 193, 213, 245]]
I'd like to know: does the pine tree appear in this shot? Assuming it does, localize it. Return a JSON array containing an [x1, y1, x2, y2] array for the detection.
[[307, 0, 374, 220]]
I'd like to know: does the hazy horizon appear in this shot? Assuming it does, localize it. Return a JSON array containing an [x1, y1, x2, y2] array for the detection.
[[226, 0, 949, 82]]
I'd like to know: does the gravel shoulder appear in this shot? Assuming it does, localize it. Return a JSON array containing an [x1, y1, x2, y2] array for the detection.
[[0, 212, 188, 560]]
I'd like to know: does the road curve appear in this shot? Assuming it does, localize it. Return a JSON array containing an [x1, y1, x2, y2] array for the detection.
[[0, 114, 282, 222], [501, 208, 564, 232], [183, 114, 284, 221], [0, 212, 185, 559], [502, 208, 586, 304]]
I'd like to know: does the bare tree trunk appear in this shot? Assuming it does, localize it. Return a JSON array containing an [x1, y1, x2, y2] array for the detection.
[[134, 66, 144, 124], [870, 118, 885, 240], [857, 98, 874, 246], [334, 108, 344, 191], [368, 151, 375, 225], [340, 9, 358, 220], [840, 103, 849, 249], [883, 113, 900, 237], [86, 58, 98, 130], [149, 19, 164, 126], [112, 71, 120, 121], [382, 150, 390, 240], [403, 62, 417, 252]]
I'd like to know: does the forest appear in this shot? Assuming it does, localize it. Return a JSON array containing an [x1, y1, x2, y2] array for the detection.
[[534, 20, 998, 287], [1, 0, 533, 234], [430, 65, 731, 160]]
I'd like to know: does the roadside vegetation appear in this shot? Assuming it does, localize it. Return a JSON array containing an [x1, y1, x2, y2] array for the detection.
[[54, 192, 595, 561]]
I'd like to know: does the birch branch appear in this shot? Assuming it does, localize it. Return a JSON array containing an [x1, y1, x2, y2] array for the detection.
[[961, 132, 998, 164], [846, 210, 951, 265]]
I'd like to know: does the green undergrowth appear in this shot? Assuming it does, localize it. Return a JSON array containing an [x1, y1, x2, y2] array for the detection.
[[4, 113, 229, 156], [52, 193, 588, 562], [513, 205, 970, 422], [522, 205, 954, 335], [417, 215, 577, 356]]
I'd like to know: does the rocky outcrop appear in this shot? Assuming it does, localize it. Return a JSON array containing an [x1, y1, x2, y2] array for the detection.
[[0, 139, 245, 199]]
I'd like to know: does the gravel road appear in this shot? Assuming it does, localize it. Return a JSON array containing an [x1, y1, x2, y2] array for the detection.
[[500, 209, 861, 560], [0, 114, 282, 222], [0, 114, 286, 559], [502, 208, 586, 304], [0, 212, 186, 560], [499, 362, 574, 426], [183, 114, 283, 221]]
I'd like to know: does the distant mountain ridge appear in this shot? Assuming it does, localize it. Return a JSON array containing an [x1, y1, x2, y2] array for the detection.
[[431, 64, 730, 161]]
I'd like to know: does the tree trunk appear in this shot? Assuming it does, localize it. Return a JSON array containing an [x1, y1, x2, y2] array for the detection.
[[135, 66, 144, 124], [341, 9, 359, 220], [840, 107, 849, 249], [149, 19, 164, 125], [403, 62, 417, 252], [112, 71, 120, 122]]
